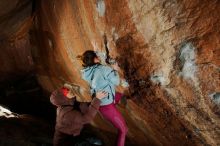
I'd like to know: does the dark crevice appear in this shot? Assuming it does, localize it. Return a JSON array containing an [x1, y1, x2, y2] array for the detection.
[[0, 74, 55, 121]]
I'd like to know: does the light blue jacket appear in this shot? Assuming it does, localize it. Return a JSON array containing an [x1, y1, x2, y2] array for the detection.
[[81, 64, 120, 106]]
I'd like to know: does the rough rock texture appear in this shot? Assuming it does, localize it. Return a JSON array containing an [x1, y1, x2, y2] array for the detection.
[[0, 0, 220, 146], [0, 0, 34, 82]]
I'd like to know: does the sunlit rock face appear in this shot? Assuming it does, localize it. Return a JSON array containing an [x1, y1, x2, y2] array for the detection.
[[0, 0, 220, 145], [32, 0, 220, 145]]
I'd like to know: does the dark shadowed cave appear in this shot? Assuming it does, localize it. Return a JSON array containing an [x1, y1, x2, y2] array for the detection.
[[0, 0, 220, 146]]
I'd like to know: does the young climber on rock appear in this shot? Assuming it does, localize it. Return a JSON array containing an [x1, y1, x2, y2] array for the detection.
[[50, 83, 107, 146], [80, 50, 128, 146]]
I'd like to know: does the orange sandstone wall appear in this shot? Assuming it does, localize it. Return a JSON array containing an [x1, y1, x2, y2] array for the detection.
[[33, 0, 220, 145], [0, 0, 219, 145]]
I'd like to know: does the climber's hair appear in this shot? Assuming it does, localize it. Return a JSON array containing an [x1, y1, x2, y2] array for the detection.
[[80, 50, 98, 67]]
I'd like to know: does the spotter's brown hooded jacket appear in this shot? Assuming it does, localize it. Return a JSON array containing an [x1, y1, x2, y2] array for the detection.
[[50, 89, 101, 136]]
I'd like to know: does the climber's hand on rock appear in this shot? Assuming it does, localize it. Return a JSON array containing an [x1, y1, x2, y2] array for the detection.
[[111, 62, 120, 71]]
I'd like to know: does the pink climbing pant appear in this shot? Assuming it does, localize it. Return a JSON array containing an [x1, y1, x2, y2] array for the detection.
[[99, 93, 128, 146]]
